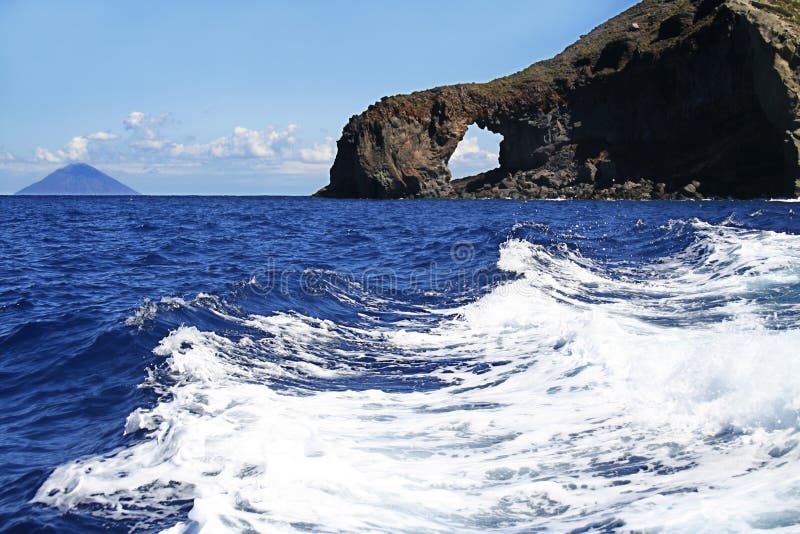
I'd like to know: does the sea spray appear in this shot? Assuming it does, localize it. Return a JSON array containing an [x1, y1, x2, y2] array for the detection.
[[35, 218, 800, 532]]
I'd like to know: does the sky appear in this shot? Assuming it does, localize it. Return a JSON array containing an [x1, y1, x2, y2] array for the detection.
[[0, 0, 637, 195]]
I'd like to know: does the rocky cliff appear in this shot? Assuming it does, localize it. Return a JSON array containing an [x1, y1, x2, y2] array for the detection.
[[316, 0, 800, 199]]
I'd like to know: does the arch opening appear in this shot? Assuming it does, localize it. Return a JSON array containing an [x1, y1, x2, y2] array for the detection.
[[448, 124, 503, 181]]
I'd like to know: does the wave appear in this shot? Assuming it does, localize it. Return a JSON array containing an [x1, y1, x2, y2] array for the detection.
[[35, 219, 800, 532]]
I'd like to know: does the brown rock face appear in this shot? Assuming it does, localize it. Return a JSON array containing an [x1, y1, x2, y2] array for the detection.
[[315, 0, 800, 199]]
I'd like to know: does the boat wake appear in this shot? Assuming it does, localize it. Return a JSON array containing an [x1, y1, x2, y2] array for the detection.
[[35, 218, 800, 532]]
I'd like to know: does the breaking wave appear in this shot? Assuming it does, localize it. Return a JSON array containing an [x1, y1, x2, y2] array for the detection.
[[33, 218, 800, 533]]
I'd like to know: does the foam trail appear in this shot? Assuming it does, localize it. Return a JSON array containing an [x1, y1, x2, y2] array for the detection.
[[35, 219, 800, 532]]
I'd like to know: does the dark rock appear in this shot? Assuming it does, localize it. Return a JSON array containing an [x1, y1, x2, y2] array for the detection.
[[595, 160, 619, 187], [532, 144, 556, 166], [579, 161, 598, 183], [316, 0, 800, 200], [657, 13, 693, 41], [681, 181, 705, 199], [594, 38, 638, 71]]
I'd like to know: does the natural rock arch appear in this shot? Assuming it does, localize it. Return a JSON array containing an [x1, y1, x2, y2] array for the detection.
[[316, 0, 800, 199]]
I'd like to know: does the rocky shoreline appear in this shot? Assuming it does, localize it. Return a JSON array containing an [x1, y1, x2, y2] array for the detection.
[[316, 0, 800, 200]]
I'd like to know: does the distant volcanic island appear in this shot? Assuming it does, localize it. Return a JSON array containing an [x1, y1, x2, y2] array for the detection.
[[16, 163, 139, 195], [316, 0, 800, 199]]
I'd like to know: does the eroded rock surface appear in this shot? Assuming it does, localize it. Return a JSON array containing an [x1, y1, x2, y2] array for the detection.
[[316, 0, 800, 199]]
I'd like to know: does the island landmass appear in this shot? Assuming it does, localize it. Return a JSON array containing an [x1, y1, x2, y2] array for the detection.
[[315, 0, 800, 199], [15, 163, 140, 196]]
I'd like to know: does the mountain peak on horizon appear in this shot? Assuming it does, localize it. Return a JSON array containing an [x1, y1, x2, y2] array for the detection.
[[15, 163, 140, 196], [61, 162, 96, 171]]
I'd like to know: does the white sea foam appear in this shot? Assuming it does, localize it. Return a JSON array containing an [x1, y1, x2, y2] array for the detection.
[[36, 220, 800, 532]]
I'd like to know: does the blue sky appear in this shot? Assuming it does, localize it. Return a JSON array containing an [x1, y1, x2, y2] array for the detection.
[[0, 0, 637, 195]]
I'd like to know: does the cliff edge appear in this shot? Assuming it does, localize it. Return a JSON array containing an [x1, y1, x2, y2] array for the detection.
[[316, 0, 800, 199]]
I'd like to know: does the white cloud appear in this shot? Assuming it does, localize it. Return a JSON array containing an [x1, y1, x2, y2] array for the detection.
[[34, 147, 60, 163], [58, 136, 89, 160], [298, 137, 336, 163], [123, 111, 147, 129], [34, 136, 89, 163], [23, 111, 334, 177], [124, 111, 170, 130], [169, 125, 297, 160], [132, 138, 170, 151], [86, 131, 119, 141], [33, 130, 120, 164], [124, 111, 175, 154], [450, 136, 497, 163]]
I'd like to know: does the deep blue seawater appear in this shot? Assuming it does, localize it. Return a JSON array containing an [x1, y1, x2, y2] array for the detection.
[[1, 196, 800, 533]]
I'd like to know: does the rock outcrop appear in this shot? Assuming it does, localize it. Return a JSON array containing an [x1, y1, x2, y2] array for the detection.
[[316, 0, 800, 199]]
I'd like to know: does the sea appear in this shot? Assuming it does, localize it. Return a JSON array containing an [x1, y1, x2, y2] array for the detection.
[[1, 196, 799, 533]]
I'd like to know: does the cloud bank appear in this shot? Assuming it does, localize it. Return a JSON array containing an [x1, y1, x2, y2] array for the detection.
[[450, 136, 498, 165], [8, 111, 337, 176], [34, 132, 118, 164]]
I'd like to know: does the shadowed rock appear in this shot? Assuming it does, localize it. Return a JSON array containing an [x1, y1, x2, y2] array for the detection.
[[316, 0, 800, 199]]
